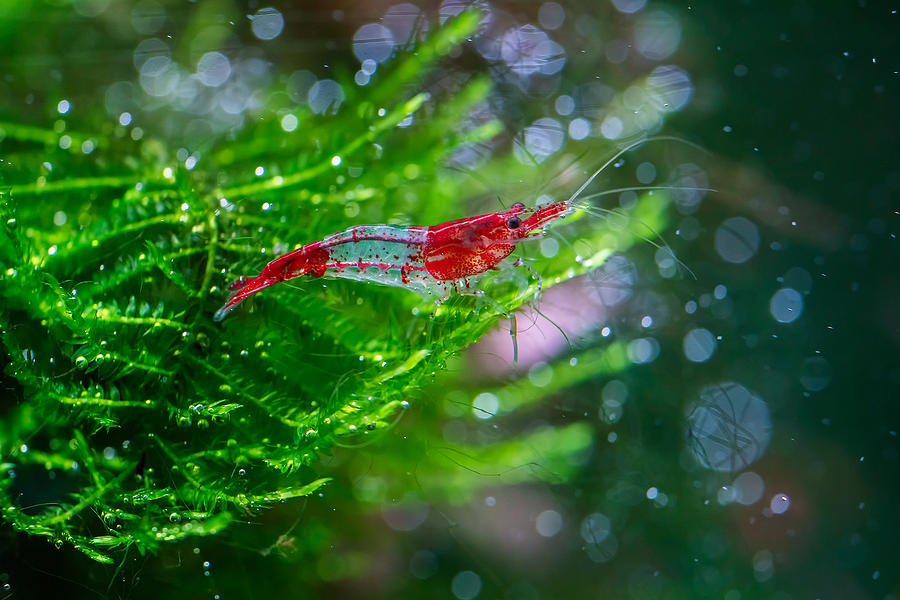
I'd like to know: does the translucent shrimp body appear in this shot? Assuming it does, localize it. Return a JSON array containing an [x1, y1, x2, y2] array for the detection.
[[214, 136, 706, 322], [213, 201, 570, 321]]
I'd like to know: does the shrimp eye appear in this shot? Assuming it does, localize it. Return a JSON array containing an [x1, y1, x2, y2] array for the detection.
[[506, 216, 522, 229], [511, 202, 526, 210]]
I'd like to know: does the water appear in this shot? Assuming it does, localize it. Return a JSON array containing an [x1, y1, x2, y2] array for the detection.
[[0, 2, 896, 599]]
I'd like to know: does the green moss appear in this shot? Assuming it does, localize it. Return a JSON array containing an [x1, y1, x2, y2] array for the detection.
[[0, 10, 671, 565]]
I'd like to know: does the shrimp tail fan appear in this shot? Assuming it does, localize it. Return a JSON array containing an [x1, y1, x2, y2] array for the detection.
[[213, 245, 330, 321], [213, 273, 280, 322]]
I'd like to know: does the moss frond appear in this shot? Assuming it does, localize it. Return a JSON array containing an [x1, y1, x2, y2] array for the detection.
[[0, 9, 679, 565]]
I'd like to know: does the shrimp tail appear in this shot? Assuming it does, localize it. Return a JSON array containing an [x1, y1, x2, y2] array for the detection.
[[213, 244, 331, 322], [213, 272, 282, 322]]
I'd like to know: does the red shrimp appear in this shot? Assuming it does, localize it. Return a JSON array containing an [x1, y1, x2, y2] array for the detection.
[[214, 136, 707, 322], [213, 200, 571, 321]]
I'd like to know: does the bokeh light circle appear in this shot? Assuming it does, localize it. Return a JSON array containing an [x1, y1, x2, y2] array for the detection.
[[250, 8, 285, 41], [645, 65, 693, 111], [715, 217, 760, 263], [683, 328, 716, 363], [535, 509, 563, 537], [451, 570, 482, 600], [353, 23, 396, 64], [733, 471, 765, 505], [770, 493, 791, 514], [686, 382, 773, 472], [612, 0, 647, 14], [517, 117, 565, 164], [196, 52, 231, 87], [769, 288, 803, 323], [580, 512, 611, 544], [538, 2, 566, 30], [308, 79, 345, 115], [384, 3, 427, 45], [634, 10, 681, 61]]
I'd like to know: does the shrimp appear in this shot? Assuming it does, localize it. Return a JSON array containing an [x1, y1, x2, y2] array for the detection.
[[213, 201, 570, 321], [214, 136, 708, 322]]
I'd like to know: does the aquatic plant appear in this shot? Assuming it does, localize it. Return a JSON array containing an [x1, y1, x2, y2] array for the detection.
[[0, 8, 675, 570]]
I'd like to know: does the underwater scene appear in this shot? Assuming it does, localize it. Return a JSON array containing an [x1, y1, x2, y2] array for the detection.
[[0, 1, 897, 599]]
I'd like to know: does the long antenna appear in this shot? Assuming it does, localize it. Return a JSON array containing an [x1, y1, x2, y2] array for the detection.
[[566, 135, 708, 205]]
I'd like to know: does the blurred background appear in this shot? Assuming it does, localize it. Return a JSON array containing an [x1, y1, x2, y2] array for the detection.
[[0, 0, 897, 599]]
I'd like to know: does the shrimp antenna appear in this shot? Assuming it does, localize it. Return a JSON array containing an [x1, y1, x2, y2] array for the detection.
[[579, 204, 698, 280], [566, 135, 708, 206], [532, 148, 592, 201], [512, 137, 588, 203], [577, 185, 718, 202]]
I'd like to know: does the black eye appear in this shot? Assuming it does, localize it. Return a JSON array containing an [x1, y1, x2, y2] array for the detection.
[[506, 217, 521, 229]]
